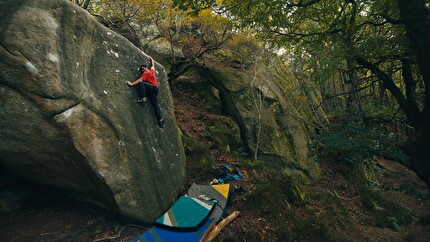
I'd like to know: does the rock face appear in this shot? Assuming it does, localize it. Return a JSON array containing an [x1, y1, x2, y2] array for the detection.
[[0, 0, 185, 223], [199, 57, 321, 179]]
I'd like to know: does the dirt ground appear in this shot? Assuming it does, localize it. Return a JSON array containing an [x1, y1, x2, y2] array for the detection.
[[1, 87, 429, 241]]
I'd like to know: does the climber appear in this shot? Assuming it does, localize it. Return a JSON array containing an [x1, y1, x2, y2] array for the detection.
[[127, 57, 166, 128]]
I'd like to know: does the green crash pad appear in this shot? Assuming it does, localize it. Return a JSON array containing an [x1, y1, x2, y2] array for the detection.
[[155, 196, 216, 229]]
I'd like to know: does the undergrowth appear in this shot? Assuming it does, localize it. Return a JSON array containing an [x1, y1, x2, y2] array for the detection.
[[352, 162, 413, 230], [309, 112, 414, 230], [243, 168, 336, 241], [311, 114, 409, 167]]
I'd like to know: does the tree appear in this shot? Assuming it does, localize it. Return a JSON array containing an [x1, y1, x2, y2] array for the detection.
[[94, 0, 233, 84], [90, 0, 149, 22], [248, 57, 264, 160], [154, 8, 233, 83]]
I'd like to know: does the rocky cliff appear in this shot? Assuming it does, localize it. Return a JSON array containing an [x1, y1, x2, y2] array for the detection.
[[0, 0, 185, 223], [198, 58, 320, 179]]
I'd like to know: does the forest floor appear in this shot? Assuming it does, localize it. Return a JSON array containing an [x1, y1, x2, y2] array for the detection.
[[1, 87, 430, 241]]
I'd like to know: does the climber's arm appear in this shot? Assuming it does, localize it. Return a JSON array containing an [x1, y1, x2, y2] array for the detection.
[[150, 57, 155, 72], [127, 77, 141, 87]]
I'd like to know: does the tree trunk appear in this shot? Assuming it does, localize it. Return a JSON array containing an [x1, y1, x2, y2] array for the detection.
[[398, 0, 430, 187], [398, 0, 430, 109], [346, 59, 363, 112], [405, 117, 430, 188]]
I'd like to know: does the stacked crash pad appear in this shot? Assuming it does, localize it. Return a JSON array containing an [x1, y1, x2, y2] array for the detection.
[[133, 183, 230, 242], [187, 183, 230, 223], [155, 195, 216, 229]]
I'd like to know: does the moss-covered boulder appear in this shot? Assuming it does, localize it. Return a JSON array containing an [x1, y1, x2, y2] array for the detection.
[[199, 56, 321, 179]]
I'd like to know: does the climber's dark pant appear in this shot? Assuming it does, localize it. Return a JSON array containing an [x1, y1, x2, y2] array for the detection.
[[137, 82, 162, 120]]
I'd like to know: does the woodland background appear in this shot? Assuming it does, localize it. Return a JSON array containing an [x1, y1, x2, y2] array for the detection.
[[1, 0, 430, 241]]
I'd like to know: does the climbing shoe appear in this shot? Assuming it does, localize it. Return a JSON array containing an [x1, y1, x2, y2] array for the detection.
[[158, 118, 166, 128]]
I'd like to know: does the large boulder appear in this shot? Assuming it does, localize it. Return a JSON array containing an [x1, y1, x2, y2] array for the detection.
[[198, 56, 321, 179], [0, 0, 185, 223]]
